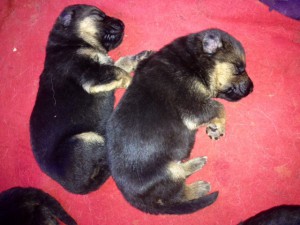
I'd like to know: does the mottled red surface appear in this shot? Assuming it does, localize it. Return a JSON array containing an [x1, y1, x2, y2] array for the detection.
[[0, 1, 299, 224]]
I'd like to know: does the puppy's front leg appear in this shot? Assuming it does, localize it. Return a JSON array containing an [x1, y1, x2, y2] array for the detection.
[[115, 50, 154, 73], [82, 66, 132, 94], [206, 101, 226, 140]]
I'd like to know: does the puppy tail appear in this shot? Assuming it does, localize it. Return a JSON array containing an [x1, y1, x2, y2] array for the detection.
[[32, 187, 78, 225], [159, 191, 219, 215]]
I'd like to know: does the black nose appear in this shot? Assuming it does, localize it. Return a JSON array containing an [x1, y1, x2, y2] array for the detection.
[[237, 79, 253, 96], [248, 80, 254, 94]]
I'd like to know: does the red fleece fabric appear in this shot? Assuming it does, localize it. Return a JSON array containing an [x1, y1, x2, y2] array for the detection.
[[0, 0, 299, 224]]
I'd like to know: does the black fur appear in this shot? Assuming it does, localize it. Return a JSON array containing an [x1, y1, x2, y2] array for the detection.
[[107, 29, 253, 214], [30, 4, 128, 194], [0, 187, 77, 225], [239, 205, 300, 225]]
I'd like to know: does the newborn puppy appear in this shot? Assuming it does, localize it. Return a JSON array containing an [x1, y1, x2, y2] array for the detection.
[[239, 205, 300, 225], [30, 4, 151, 194], [0, 187, 77, 225], [107, 29, 253, 214]]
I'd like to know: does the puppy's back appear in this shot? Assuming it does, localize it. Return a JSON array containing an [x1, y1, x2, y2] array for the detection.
[[0, 187, 77, 225], [239, 205, 300, 225], [106, 36, 218, 214]]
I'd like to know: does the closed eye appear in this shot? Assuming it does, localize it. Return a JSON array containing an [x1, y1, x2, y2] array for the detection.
[[90, 10, 105, 20], [234, 63, 245, 75]]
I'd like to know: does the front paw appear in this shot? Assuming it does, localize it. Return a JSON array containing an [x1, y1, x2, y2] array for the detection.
[[206, 123, 224, 140], [115, 51, 155, 73], [119, 74, 132, 88], [133, 50, 155, 62]]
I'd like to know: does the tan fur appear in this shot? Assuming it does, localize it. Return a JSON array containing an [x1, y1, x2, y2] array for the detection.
[[208, 117, 225, 136], [82, 75, 131, 93], [77, 48, 113, 64], [82, 68, 132, 94], [209, 104, 226, 128], [115, 51, 152, 73], [77, 17, 102, 49], [82, 80, 122, 93], [167, 161, 186, 181], [184, 181, 211, 201], [73, 132, 104, 144], [206, 103, 226, 140], [181, 157, 207, 177], [182, 116, 199, 131], [210, 60, 250, 95], [191, 79, 212, 98], [210, 61, 235, 94], [168, 157, 207, 181], [115, 56, 139, 73]]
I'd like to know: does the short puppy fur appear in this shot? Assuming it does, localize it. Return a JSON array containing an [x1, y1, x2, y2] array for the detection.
[[0, 187, 77, 225], [239, 205, 300, 225], [107, 29, 253, 214], [30, 4, 151, 194]]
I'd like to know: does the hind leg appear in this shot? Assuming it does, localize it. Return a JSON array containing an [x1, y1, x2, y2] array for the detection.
[[53, 132, 110, 194], [167, 156, 207, 181], [167, 157, 210, 201], [182, 156, 207, 177], [184, 181, 211, 200], [182, 157, 210, 200]]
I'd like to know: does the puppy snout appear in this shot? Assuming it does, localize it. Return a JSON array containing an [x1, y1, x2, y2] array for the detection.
[[248, 80, 254, 93], [238, 79, 253, 96], [109, 19, 125, 33]]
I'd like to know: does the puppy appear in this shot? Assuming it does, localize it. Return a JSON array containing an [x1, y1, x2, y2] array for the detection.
[[107, 29, 254, 214], [239, 205, 300, 225], [0, 187, 77, 225], [30, 4, 151, 194]]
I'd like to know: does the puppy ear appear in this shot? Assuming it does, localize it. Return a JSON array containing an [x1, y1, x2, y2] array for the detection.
[[202, 32, 222, 54], [59, 10, 74, 27]]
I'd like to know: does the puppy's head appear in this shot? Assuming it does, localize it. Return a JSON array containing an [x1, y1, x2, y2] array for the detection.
[[53, 4, 124, 51], [198, 29, 254, 101]]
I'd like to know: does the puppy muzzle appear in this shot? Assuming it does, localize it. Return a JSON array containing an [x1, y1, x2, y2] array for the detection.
[[102, 17, 125, 51], [218, 79, 254, 102]]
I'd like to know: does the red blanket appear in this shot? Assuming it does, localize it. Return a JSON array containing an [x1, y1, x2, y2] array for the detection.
[[0, 0, 299, 224]]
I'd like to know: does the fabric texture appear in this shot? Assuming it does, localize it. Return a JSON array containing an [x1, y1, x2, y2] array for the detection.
[[0, 0, 299, 224]]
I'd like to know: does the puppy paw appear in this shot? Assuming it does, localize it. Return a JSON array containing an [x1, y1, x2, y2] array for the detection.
[[133, 50, 155, 62], [118, 74, 132, 88], [206, 123, 224, 140], [185, 181, 211, 200], [183, 156, 207, 177], [115, 51, 154, 73], [196, 181, 211, 196]]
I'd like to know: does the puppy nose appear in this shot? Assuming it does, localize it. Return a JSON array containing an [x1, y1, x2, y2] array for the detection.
[[248, 80, 254, 93], [237, 79, 253, 96]]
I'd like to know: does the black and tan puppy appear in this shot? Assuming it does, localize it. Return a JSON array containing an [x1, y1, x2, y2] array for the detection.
[[30, 4, 151, 194], [0, 187, 77, 225], [239, 205, 300, 225], [107, 29, 253, 214]]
